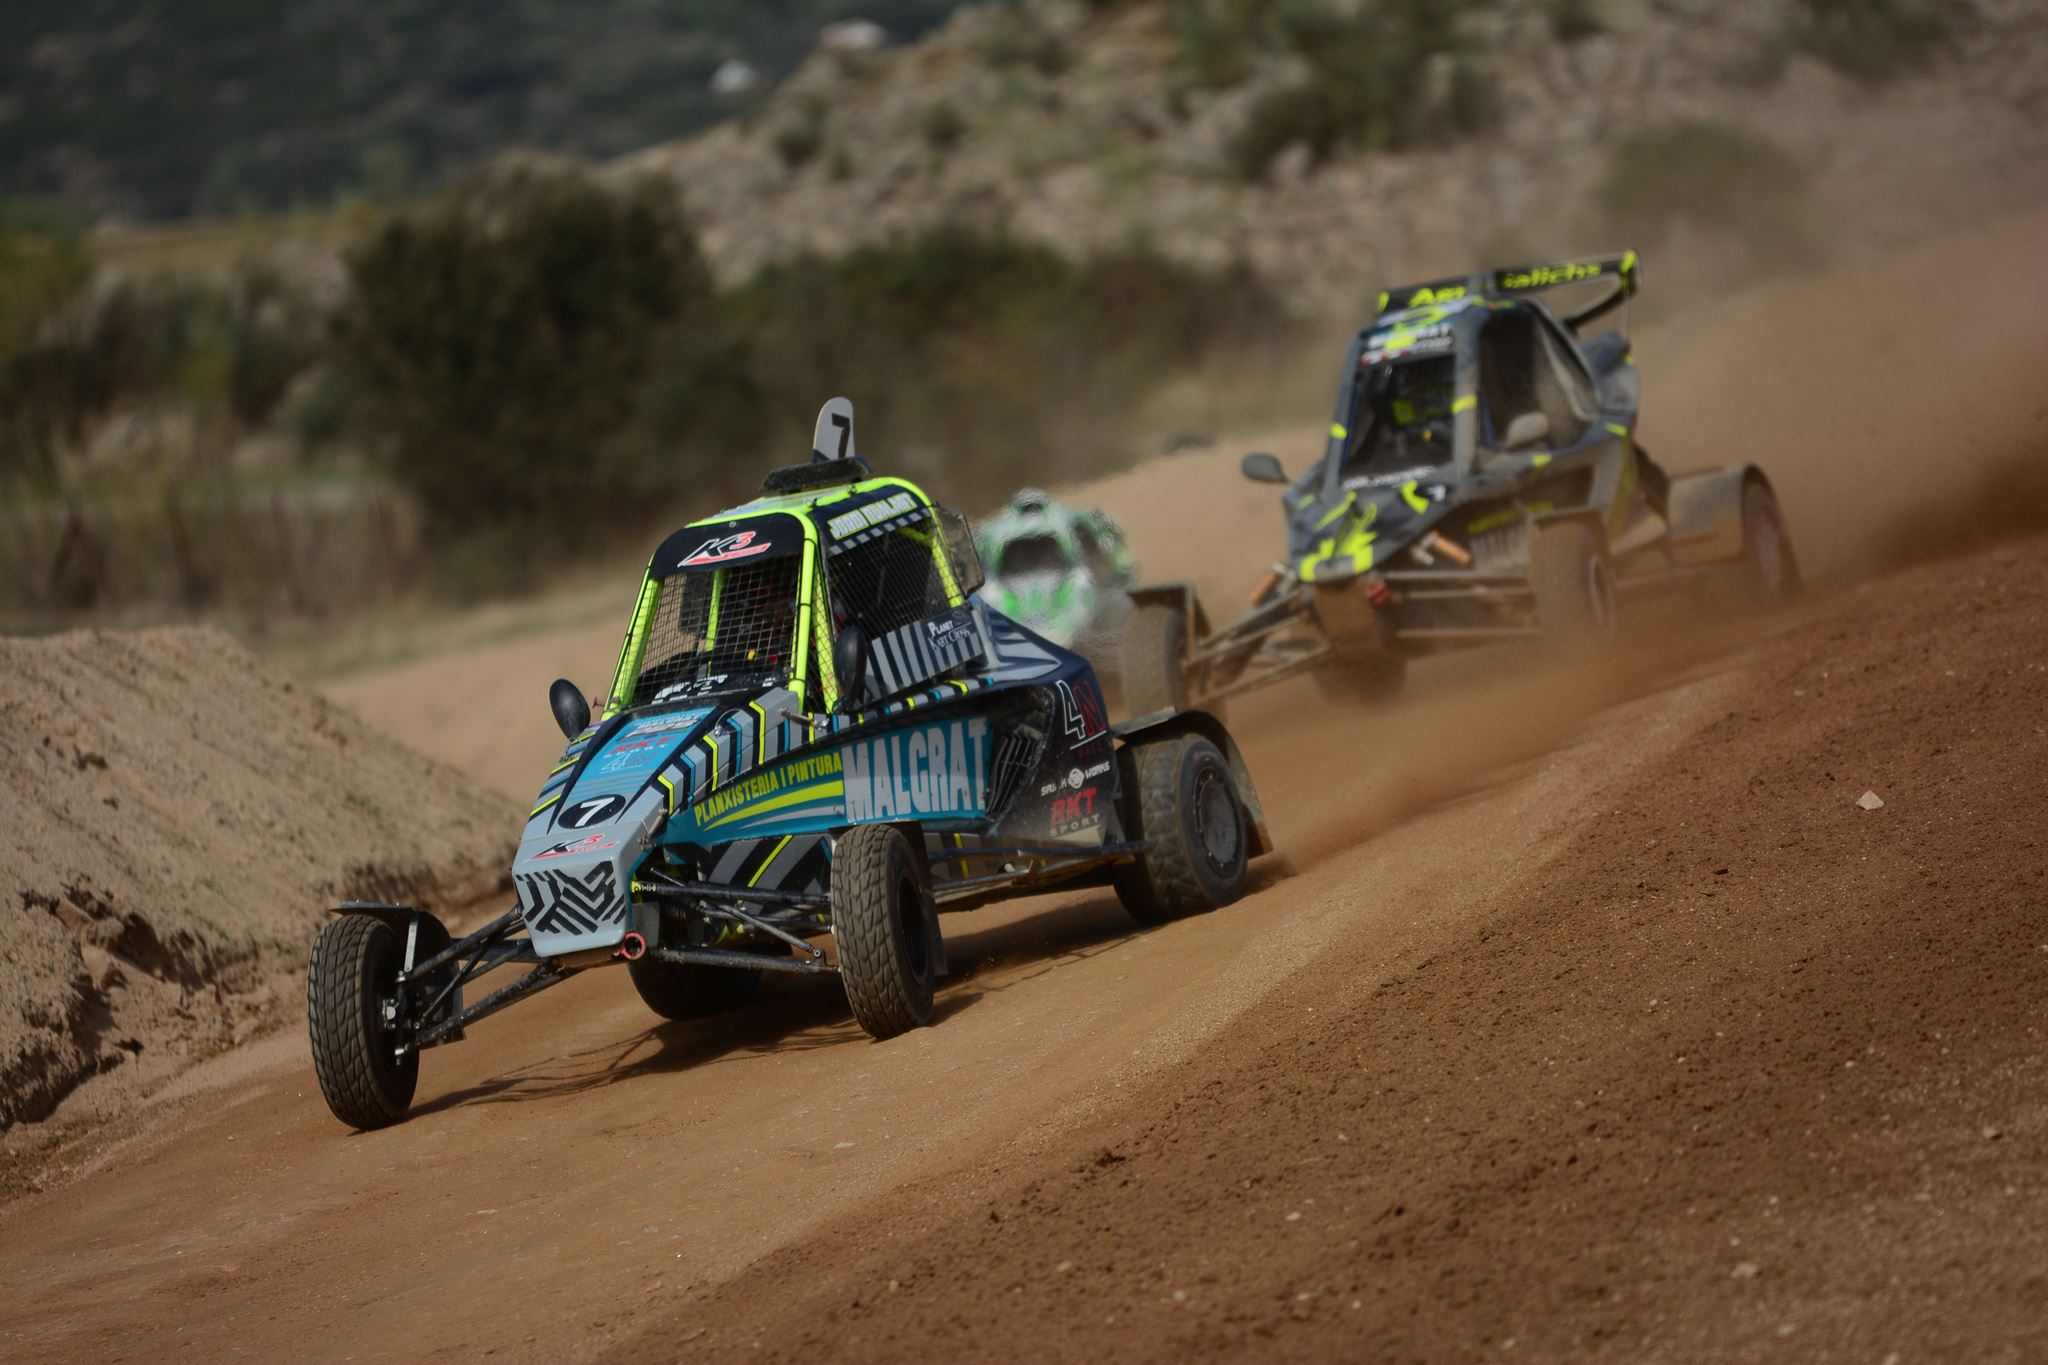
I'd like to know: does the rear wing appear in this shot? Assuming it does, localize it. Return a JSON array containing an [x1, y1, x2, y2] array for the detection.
[[1377, 250, 1641, 330]]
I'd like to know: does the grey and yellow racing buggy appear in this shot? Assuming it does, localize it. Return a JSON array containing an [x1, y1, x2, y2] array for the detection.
[[1121, 253, 1800, 711], [307, 400, 1271, 1129]]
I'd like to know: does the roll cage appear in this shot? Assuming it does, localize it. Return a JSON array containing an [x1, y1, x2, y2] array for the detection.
[[602, 479, 983, 717]]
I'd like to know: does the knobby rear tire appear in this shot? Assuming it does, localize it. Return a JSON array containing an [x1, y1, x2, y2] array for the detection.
[[627, 953, 766, 1021], [1114, 733, 1249, 926]]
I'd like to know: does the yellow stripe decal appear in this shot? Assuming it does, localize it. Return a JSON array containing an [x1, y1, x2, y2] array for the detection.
[[700, 781, 846, 832], [530, 792, 562, 818], [1451, 395, 1476, 413], [748, 835, 794, 888]]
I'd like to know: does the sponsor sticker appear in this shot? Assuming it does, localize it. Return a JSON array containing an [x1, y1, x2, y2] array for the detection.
[[678, 530, 773, 567], [843, 718, 991, 823], [924, 607, 977, 653], [654, 675, 745, 703], [1049, 786, 1100, 837], [826, 490, 919, 540], [694, 749, 846, 830], [535, 833, 619, 860], [622, 707, 713, 737]]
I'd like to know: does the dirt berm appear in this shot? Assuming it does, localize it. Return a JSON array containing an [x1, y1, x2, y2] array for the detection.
[[0, 628, 516, 1133]]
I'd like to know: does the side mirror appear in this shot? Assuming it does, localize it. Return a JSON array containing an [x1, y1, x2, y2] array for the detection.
[[832, 625, 870, 712], [549, 678, 591, 740], [1240, 452, 1287, 485], [1503, 412, 1552, 451]]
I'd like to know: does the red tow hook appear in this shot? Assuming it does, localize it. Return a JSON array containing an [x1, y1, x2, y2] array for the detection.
[[619, 932, 648, 961], [1364, 572, 1395, 608]]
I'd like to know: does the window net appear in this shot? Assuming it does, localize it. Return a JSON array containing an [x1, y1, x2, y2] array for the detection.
[[1478, 312, 1592, 447], [824, 504, 983, 640], [629, 557, 803, 707]]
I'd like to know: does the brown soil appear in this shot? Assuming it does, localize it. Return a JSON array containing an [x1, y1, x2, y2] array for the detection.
[[0, 531, 2040, 1361], [0, 628, 516, 1143], [0, 218, 2043, 1362]]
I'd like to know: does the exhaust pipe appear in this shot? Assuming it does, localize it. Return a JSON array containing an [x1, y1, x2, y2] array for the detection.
[[619, 931, 648, 961]]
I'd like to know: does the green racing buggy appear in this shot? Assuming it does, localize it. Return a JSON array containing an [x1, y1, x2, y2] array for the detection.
[[1121, 252, 1801, 710], [975, 488, 1137, 682], [307, 400, 1271, 1130]]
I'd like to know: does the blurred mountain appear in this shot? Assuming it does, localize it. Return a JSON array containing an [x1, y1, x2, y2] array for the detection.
[[0, 0, 974, 222], [617, 0, 2048, 311]]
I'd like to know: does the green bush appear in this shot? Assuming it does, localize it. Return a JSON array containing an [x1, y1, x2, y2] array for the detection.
[[773, 100, 829, 170], [1, 205, 326, 486], [722, 229, 1290, 496], [921, 101, 968, 152], [1229, 0, 1479, 179], [331, 164, 717, 586], [1787, 0, 1953, 82], [1595, 121, 1813, 264], [1171, 0, 1274, 90], [1547, 0, 1605, 43]]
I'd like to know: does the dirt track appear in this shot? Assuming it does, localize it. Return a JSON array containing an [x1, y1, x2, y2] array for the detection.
[[5, 214, 2048, 1360], [1, 528, 2042, 1362]]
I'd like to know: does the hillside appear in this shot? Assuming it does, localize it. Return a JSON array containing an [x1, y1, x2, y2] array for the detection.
[[620, 0, 2048, 308], [0, 0, 973, 221]]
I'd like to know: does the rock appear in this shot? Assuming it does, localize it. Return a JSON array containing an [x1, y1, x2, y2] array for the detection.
[[1856, 790, 1885, 810], [78, 942, 123, 990], [1732, 1261, 1760, 1278]]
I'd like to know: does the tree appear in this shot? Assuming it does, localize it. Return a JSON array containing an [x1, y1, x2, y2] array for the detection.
[[332, 163, 719, 582]]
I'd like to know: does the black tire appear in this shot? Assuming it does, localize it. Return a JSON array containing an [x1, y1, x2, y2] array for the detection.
[[1529, 519, 1618, 650], [1120, 603, 1189, 716], [627, 952, 765, 1021], [1313, 656, 1407, 707], [832, 824, 937, 1039], [307, 915, 418, 1130], [1735, 480, 1802, 606], [1113, 733, 1249, 926]]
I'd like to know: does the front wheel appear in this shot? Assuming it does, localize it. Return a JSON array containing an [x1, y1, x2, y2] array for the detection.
[[832, 824, 937, 1040], [1529, 520, 1618, 651], [1113, 733, 1249, 925], [307, 915, 419, 1130]]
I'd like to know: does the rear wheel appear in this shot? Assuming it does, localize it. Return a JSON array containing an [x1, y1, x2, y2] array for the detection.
[[832, 824, 937, 1039], [1735, 480, 1801, 606], [1120, 603, 1190, 716], [1113, 733, 1249, 925], [1529, 520, 1618, 650], [627, 951, 766, 1021], [307, 915, 419, 1130]]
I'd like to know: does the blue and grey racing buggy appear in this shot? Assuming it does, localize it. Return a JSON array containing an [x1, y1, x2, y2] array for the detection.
[[1121, 253, 1802, 712], [307, 401, 1272, 1129]]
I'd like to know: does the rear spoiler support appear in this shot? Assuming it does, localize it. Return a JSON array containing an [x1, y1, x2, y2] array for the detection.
[[1377, 251, 1641, 330]]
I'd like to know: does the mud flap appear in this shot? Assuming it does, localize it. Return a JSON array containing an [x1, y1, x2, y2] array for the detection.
[[1125, 582, 1213, 638], [1665, 467, 1754, 565]]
